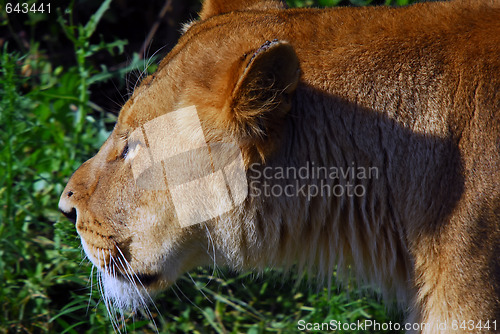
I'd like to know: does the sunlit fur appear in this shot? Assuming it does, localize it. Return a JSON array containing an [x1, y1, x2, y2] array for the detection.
[[59, 1, 500, 333]]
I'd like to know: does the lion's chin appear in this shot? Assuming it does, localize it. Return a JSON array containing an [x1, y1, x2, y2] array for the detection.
[[80, 239, 168, 310], [100, 271, 164, 311]]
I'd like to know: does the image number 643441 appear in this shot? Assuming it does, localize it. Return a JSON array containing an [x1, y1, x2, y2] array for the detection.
[[5, 2, 51, 14]]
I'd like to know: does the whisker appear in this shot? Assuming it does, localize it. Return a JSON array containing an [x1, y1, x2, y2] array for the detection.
[[109, 255, 127, 332], [87, 265, 95, 314], [113, 248, 159, 334], [170, 284, 183, 302], [174, 281, 205, 314], [132, 44, 169, 94], [101, 250, 122, 333], [187, 272, 211, 302], [204, 224, 218, 287], [106, 79, 128, 108]]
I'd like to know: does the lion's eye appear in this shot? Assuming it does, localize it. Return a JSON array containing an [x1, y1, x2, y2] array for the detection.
[[121, 143, 129, 159]]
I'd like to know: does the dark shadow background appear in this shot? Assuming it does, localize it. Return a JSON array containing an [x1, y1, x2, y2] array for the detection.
[[1, 0, 413, 116]]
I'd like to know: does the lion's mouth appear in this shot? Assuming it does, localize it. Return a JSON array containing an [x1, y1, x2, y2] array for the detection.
[[113, 270, 161, 288], [80, 239, 160, 288], [132, 273, 160, 286]]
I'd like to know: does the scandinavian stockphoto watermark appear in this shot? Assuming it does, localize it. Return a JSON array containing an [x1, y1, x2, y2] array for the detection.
[[126, 105, 248, 228], [297, 319, 498, 332], [248, 161, 379, 201]]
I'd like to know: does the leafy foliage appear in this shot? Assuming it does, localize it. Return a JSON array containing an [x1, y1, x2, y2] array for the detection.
[[0, 0, 413, 333]]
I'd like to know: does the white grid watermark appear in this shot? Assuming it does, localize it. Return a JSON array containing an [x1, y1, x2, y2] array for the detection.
[[127, 105, 247, 227]]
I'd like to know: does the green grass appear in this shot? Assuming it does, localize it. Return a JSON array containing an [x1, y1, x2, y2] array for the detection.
[[0, 0, 415, 333]]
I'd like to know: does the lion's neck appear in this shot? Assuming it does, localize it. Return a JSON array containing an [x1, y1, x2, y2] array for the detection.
[[222, 86, 458, 303]]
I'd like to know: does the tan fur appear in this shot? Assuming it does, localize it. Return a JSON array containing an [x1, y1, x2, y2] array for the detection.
[[59, 0, 500, 332]]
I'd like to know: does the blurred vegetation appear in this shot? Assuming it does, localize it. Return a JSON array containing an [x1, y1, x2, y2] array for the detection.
[[0, 0, 418, 333]]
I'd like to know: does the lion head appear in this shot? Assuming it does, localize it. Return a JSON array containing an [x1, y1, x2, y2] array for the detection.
[[59, 0, 302, 311]]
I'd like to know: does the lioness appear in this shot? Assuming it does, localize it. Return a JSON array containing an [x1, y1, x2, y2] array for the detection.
[[59, 0, 500, 332]]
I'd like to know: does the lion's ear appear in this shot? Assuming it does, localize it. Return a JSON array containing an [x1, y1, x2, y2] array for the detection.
[[225, 40, 300, 159], [200, 0, 287, 20]]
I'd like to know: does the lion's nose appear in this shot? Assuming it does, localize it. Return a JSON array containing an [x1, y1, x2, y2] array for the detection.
[[59, 190, 77, 224]]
